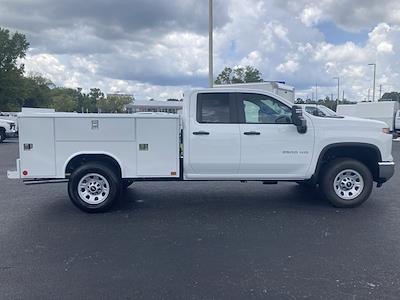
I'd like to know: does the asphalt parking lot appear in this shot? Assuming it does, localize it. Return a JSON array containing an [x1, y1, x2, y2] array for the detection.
[[0, 139, 399, 299]]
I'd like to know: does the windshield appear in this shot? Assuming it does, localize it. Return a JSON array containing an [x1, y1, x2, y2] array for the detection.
[[304, 105, 342, 118]]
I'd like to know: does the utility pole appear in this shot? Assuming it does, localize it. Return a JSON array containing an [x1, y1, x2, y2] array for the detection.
[[379, 84, 382, 100], [208, 0, 214, 88], [315, 82, 318, 102], [333, 77, 340, 107], [368, 63, 376, 102], [342, 90, 345, 102], [368, 88, 370, 102]]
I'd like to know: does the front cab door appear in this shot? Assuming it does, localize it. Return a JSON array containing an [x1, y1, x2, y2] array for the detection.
[[236, 93, 314, 179]]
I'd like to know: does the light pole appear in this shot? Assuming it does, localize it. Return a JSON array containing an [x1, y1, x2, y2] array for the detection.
[[368, 63, 376, 102], [333, 77, 340, 107], [208, 0, 214, 88]]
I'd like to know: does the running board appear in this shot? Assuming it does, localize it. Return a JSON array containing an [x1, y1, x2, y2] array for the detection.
[[23, 179, 69, 185]]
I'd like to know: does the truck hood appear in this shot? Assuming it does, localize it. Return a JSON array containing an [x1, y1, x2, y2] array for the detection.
[[311, 115, 389, 129], [0, 118, 14, 124], [340, 115, 389, 128]]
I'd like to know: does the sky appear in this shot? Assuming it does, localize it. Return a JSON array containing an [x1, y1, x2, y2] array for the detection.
[[0, 0, 399, 101]]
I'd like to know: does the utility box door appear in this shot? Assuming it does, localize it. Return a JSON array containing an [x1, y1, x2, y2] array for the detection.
[[136, 118, 179, 177], [19, 117, 56, 177]]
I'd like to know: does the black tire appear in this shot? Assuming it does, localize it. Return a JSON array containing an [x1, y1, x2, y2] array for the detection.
[[320, 158, 373, 208], [296, 180, 316, 188], [0, 129, 5, 143], [68, 163, 122, 213], [122, 179, 134, 190]]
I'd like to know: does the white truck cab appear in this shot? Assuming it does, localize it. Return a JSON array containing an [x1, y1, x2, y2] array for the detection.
[[8, 89, 395, 212]]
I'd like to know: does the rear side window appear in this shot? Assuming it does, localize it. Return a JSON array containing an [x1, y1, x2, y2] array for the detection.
[[197, 93, 232, 123]]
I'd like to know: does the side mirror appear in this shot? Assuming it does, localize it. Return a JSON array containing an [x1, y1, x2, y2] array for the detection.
[[292, 105, 307, 134]]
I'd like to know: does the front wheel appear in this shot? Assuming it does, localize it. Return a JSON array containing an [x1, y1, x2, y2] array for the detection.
[[122, 179, 135, 190], [320, 158, 373, 208], [0, 130, 5, 143], [68, 163, 121, 213]]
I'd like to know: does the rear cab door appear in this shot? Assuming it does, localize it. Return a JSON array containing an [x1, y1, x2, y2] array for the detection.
[[185, 91, 240, 179]]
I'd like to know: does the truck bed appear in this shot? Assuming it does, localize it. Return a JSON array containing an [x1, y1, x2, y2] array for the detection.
[[14, 112, 180, 180]]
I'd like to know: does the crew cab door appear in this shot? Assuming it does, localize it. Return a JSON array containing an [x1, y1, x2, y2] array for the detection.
[[236, 93, 314, 179], [187, 92, 240, 177]]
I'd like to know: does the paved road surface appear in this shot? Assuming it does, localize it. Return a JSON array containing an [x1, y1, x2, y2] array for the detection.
[[1, 139, 399, 299]]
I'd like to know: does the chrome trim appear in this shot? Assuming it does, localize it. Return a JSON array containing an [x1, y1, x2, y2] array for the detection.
[[378, 161, 395, 182], [378, 162, 395, 166]]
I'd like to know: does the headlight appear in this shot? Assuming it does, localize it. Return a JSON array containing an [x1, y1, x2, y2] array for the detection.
[[382, 128, 390, 134]]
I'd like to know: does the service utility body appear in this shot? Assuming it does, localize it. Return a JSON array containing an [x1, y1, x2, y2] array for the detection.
[[8, 88, 395, 212]]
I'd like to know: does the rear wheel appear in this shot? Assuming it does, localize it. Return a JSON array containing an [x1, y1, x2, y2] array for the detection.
[[320, 158, 373, 208], [68, 163, 121, 213]]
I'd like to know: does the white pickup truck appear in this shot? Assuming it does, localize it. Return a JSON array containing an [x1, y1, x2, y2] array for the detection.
[[8, 88, 395, 212], [0, 118, 17, 143]]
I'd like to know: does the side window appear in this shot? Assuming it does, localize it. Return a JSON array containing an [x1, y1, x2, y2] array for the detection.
[[197, 93, 232, 123], [305, 106, 326, 117], [239, 93, 292, 124]]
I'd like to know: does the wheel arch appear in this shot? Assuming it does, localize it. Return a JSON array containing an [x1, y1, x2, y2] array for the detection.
[[313, 143, 382, 182], [64, 152, 123, 178]]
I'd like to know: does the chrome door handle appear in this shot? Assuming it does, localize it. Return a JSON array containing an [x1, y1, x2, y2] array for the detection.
[[193, 131, 210, 135], [244, 131, 261, 135]]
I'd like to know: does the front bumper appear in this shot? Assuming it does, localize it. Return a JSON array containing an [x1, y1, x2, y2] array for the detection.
[[378, 161, 395, 183], [6, 130, 18, 138]]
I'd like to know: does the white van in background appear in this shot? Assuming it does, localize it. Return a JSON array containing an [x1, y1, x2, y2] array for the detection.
[[337, 102, 399, 133], [214, 82, 296, 103]]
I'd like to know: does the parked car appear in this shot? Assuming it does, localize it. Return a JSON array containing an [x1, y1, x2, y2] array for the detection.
[[300, 104, 342, 118], [0, 118, 17, 143]]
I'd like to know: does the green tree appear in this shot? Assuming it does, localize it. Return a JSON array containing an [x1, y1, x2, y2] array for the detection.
[[0, 28, 30, 111], [52, 94, 76, 112], [22, 74, 54, 108], [50, 87, 81, 112], [98, 94, 133, 113], [88, 88, 105, 112], [215, 65, 263, 85], [381, 92, 400, 103]]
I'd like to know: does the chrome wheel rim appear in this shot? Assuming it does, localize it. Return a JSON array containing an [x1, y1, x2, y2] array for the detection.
[[78, 173, 110, 205], [333, 169, 364, 200]]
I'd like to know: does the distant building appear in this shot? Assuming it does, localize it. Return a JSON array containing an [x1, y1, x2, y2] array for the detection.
[[107, 93, 135, 99], [125, 100, 183, 114]]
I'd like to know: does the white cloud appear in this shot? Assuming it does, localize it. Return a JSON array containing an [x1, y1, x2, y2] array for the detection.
[[6, 0, 399, 102], [377, 42, 394, 53], [300, 6, 323, 27], [278, 0, 400, 32], [276, 60, 299, 73]]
